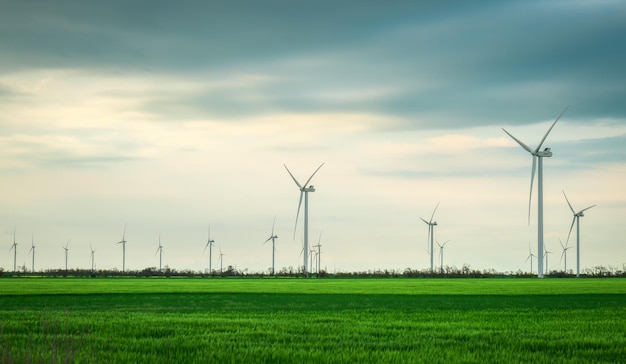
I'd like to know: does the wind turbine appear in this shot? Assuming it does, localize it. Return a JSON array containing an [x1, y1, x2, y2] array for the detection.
[[218, 246, 225, 274], [543, 244, 553, 275], [63, 240, 70, 271], [90, 244, 96, 272], [284, 162, 324, 276], [420, 202, 439, 272], [563, 190, 596, 278], [9, 229, 17, 272], [436, 239, 449, 273], [116, 224, 127, 273], [559, 238, 572, 274], [263, 216, 278, 276], [203, 225, 215, 273], [502, 106, 568, 278], [29, 233, 35, 273], [313, 231, 323, 274], [526, 244, 537, 275], [156, 231, 164, 272]]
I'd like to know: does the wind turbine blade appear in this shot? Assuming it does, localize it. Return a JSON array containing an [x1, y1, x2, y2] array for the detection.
[[303, 163, 325, 187], [284, 164, 303, 189], [318, 230, 323, 244], [502, 128, 533, 153], [429, 202, 440, 223], [420, 217, 429, 225], [566, 217, 576, 245], [559, 238, 565, 250], [293, 191, 304, 239], [528, 156, 536, 225], [271, 215, 276, 236], [122, 223, 127, 241], [562, 190, 575, 214], [535, 106, 569, 153], [579, 205, 596, 214], [263, 237, 272, 244]]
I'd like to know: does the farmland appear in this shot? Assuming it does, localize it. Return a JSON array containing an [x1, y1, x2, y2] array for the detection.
[[1, 278, 625, 363]]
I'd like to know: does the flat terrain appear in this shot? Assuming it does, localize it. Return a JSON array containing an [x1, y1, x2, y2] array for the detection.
[[1, 278, 625, 363]]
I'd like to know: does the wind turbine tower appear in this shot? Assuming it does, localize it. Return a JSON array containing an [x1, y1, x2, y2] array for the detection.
[[90, 244, 96, 272], [437, 240, 449, 273], [543, 244, 552, 275], [563, 190, 596, 278], [29, 233, 35, 273], [204, 225, 215, 273], [218, 247, 225, 274], [284, 163, 324, 276], [526, 245, 537, 275], [116, 224, 127, 273], [10, 229, 17, 272], [263, 217, 278, 276], [156, 232, 164, 272], [559, 238, 572, 274], [502, 106, 568, 278], [63, 240, 70, 271], [420, 203, 439, 272]]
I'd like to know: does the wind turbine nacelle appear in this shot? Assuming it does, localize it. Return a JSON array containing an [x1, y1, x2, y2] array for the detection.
[[537, 148, 552, 157], [304, 186, 316, 192]]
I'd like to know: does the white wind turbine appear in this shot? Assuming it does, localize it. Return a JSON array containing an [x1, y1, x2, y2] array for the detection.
[[10, 228, 17, 272], [284, 163, 324, 276], [502, 106, 568, 278], [203, 225, 215, 273], [543, 244, 553, 275], [563, 190, 596, 278], [29, 233, 35, 273], [420, 203, 439, 272], [116, 224, 127, 273], [218, 246, 225, 274], [156, 231, 164, 272], [436, 239, 449, 273], [90, 244, 96, 272], [559, 238, 572, 274], [63, 240, 70, 271], [526, 244, 537, 275], [263, 216, 278, 276], [313, 231, 323, 274]]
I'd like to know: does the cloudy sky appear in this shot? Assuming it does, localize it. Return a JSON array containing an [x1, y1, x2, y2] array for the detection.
[[2, 0, 625, 274]]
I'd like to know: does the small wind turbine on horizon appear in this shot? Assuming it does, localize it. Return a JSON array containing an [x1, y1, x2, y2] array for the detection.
[[526, 244, 537, 275], [29, 233, 35, 273], [63, 240, 70, 271], [90, 244, 96, 272], [284, 162, 324, 276], [204, 225, 215, 273], [543, 244, 553, 274], [559, 238, 572, 274], [420, 203, 439, 272], [563, 190, 596, 278], [502, 106, 569, 278], [436, 239, 449, 273], [116, 224, 127, 272], [313, 231, 323, 274], [218, 246, 225, 274], [10, 228, 17, 272], [156, 231, 164, 272], [263, 216, 278, 276]]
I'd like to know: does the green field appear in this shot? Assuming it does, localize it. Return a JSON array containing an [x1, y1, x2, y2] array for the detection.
[[1, 278, 625, 363]]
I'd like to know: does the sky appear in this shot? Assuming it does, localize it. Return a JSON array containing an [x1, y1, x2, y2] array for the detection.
[[1, 0, 625, 274]]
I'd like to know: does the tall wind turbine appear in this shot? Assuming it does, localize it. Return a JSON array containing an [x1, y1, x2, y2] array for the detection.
[[526, 244, 537, 275], [90, 244, 96, 272], [502, 106, 568, 278], [203, 225, 215, 273], [436, 240, 449, 273], [63, 240, 70, 271], [156, 231, 164, 272], [420, 203, 439, 272], [284, 163, 324, 276], [263, 216, 278, 276], [116, 224, 127, 273], [559, 238, 571, 274], [563, 190, 596, 278], [10, 229, 17, 272], [29, 233, 35, 273]]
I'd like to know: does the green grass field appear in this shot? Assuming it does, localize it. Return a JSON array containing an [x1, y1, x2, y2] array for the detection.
[[1, 278, 625, 363]]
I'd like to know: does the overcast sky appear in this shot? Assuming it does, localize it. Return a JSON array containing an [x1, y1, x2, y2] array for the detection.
[[2, 0, 625, 274]]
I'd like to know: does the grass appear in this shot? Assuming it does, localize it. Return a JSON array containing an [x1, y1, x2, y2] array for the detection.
[[1, 278, 625, 363]]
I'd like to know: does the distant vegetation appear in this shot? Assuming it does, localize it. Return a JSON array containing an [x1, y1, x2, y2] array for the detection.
[[1, 263, 625, 278]]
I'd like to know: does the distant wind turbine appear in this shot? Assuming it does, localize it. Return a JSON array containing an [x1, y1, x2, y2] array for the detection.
[[420, 203, 439, 272], [29, 233, 35, 273], [563, 190, 596, 278], [436, 239, 449, 273], [284, 163, 324, 276], [543, 244, 553, 275], [313, 231, 323, 274], [203, 225, 215, 273], [502, 106, 568, 278], [156, 231, 164, 272], [10, 228, 17, 272], [90, 244, 96, 272], [63, 240, 70, 271], [559, 238, 572, 274], [526, 244, 537, 275], [218, 246, 225, 274], [263, 216, 278, 276], [116, 224, 127, 273]]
